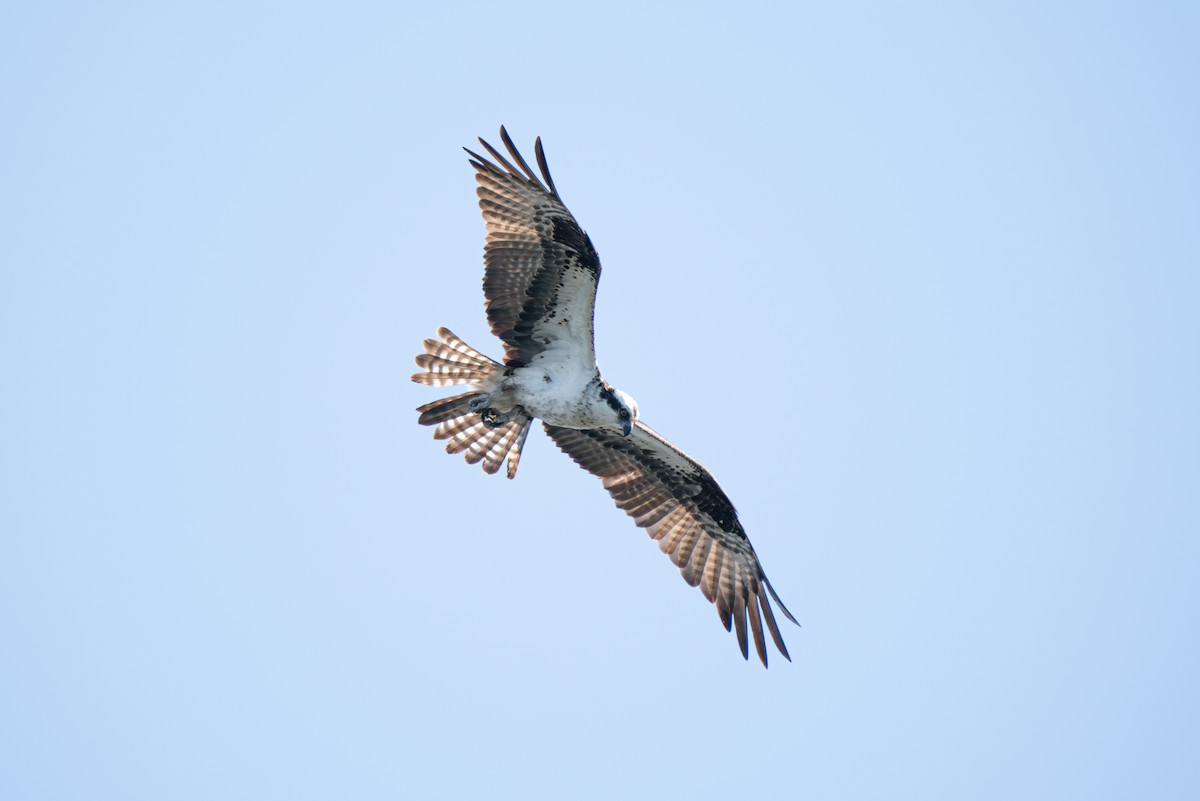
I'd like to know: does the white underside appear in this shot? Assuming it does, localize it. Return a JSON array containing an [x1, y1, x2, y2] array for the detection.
[[477, 338, 616, 431], [481, 260, 619, 430]]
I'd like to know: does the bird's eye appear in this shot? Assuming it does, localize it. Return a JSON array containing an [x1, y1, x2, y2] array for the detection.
[[619, 409, 630, 419]]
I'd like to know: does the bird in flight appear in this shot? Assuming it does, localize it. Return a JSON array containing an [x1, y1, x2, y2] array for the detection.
[[412, 127, 798, 665]]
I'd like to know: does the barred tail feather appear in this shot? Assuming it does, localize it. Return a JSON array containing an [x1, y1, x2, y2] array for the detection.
[[411, 326, 502, 387], [413, 328, 531, 479], [418, 400, 533, 479], [416, 390, 481, 426]]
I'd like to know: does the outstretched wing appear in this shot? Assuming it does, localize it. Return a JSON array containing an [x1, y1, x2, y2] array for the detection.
[[544, 421, 798, 666], [466, 127, 601, 369]]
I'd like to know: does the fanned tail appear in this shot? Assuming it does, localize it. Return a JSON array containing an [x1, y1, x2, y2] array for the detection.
[[412, 328, 533, 479], [411, 326, 501, 387]]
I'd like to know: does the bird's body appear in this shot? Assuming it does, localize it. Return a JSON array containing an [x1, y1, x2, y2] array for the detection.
[[412, 128, 798, 665], [475, 352, 617, 430]]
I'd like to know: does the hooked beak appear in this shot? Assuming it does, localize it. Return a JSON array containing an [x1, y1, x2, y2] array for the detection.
[[622, 419, 633, 437]]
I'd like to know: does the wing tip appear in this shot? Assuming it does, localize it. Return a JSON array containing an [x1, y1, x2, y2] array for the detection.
[[534, 135, 559, 199], [764, 576, 800, 626], [466, 127, 557, 198]]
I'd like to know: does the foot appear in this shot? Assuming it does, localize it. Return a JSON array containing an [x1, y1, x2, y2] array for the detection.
[[480, 405, 526, 429]]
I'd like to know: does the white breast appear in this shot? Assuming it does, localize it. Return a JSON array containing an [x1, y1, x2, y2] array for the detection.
[[506, 358, 605, 429]]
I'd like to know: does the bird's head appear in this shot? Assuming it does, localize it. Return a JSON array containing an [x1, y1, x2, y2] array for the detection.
[[600, 386, 638, 438]]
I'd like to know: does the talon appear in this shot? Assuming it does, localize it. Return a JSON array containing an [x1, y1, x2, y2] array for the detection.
[[479, 404, 527, 429]]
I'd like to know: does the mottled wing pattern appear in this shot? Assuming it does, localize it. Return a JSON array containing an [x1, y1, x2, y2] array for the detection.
[[544, 421, 798, 666], [466, 127, 602, 367]]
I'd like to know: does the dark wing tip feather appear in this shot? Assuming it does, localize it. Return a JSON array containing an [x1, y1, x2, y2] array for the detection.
[[758, 583, 792, 662], [748, 591, 769, 667], [462, 146, 495, 172], [534, 137, 559, 199], [763, 576, 800, 626], [476, 135, 523, 181], [470, 127, 555, 198], [733, 592, 749, 660], [498, 126, 546, 189], [716, 599, 733, 632]]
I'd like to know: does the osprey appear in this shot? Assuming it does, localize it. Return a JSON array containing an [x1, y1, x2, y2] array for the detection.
[[413, 128, 798, 665]]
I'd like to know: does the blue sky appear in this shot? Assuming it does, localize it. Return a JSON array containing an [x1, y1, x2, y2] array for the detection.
[[2, 2, 1198, 799]]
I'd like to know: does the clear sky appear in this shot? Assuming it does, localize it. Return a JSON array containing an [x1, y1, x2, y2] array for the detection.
[[2, 2, 1198, 799]]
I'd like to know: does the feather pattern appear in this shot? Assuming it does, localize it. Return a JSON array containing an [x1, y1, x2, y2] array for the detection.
[[412, 328, 531, 479], [413, 128, 799, 663], [466, 128, 601, 368], [544, 420, 798, 666], [411, 326, 500, 387], [418, 400, 531, 479]]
